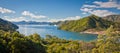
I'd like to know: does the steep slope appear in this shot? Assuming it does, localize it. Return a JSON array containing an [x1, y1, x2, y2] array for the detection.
[[59, 15, 118, 32], [0, 18, 18, 31], [103, 15, 120, 22]]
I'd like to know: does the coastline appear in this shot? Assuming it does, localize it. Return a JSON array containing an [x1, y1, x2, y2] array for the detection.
[[80, 31, 120, 35], [80, 31, 105, 35]]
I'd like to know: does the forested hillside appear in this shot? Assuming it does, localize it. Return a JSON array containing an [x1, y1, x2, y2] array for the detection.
[[0, 18, 18, 31], [59, 15, 120, 32]]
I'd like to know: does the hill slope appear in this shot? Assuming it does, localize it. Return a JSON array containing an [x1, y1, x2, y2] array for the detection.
[[103, 15, 120, 22], [59, 15, 119, 32], [0, 18, 18, 31]]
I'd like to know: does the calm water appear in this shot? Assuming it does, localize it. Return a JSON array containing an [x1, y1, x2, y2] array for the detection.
[[18, 25, 97, 41]]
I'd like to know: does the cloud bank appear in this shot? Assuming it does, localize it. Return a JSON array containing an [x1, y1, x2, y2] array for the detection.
[[80, 0, 119, 17], [22, 11, 46, 19], [2, 16, 27, 22], [49, 16, 81, 22], [0, 7, 15, 14]]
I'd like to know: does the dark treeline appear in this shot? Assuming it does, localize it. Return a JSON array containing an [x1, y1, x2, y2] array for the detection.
[[0, 25, 120, 53]]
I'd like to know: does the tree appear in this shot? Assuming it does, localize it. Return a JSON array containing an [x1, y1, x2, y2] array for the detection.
[[95, 25, 120, 53]]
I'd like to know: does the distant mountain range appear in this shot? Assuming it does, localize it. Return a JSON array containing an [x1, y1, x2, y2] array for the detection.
[[0, 18, 18, 31], [59, 15, 120, 32], [12, 20, 70, 25], [12, 21, 52, 25]]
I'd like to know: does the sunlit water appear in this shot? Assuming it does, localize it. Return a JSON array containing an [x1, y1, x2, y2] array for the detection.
[[17, 25, 97, 41]]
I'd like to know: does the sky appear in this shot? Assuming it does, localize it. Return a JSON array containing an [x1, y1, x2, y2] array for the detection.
[[0, 0, 120, 22]]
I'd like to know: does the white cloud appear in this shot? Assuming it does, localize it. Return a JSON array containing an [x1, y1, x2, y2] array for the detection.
[[89, 10, 116, 17], [0, 7, 15, 14], [93, 1, 120, 9], [22, 11, 46, 19], [49, 16, 81, 22], [2, 16, 81, 22], [80, 8, 93, 12], [80, 7, 116, 17], [81, 1, 120, 9], [3, 16, 28, 22], [80, 1, 119, 16], [82, 4, 98, 8], [81, 7, 116, 17]]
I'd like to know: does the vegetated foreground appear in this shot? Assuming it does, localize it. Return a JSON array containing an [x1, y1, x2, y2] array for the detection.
[[0, 25, 120, 53]]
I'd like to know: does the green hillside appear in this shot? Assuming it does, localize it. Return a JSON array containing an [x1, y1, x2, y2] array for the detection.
[[0, 18, 18, 31], [59, 15, 120, 32]]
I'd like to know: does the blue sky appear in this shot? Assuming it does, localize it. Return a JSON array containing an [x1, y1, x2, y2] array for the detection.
[[0, 0, 120, 22]]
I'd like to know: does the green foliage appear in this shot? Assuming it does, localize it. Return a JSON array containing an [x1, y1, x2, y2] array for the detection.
[[94, 25, 120, 53], [42, 35, 96, 53], [0, 30, 46, 53], [28, 33, 41, 43]]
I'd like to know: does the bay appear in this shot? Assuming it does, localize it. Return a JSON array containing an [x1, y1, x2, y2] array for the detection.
[[18, 25, 97, 41]]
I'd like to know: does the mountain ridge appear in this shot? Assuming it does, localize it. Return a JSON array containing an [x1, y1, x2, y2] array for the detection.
[[58, 15, 120, 32], [0, 18, 18, 31], [103, 15, 120, 22]]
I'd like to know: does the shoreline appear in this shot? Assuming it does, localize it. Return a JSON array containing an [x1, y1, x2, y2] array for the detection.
[[80, 31, 105, 35], [80, 31, 120, 35]]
